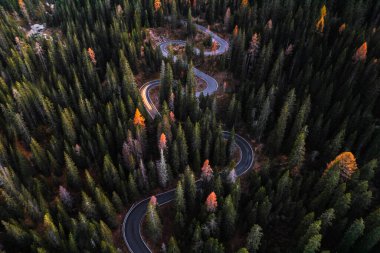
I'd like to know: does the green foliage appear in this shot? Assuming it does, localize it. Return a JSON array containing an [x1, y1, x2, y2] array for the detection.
[[246, 224, 263, 253], [145, 202, 162, 242]]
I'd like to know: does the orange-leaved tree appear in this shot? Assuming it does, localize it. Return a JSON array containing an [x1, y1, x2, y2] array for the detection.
[[353, 42, 367, 62], [87, 48, 96, 65], [324, 152, 358, 179], [133, 109, 145, 127], [154, 0, 161, 11], [18, 0, 30, 24], [159, 133, 167, 150], [211, 40, 218, 53], [18, 0, 25, 9], [169, 111, 176, 122], [205, 192, 217, 212], [241, 0, 249, 8], [150, 195, 157, 206], [316, 5, 327, 32], [233, 25, 239, 37], [339, 23, 347, 33], [201, 159, 213, 181]]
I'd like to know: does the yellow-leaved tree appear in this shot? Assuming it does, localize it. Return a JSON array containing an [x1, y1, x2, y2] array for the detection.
[[316, 5, 327, 32]]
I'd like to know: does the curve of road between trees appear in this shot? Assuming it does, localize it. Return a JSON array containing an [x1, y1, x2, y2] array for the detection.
[[123, 21, 255, 253]]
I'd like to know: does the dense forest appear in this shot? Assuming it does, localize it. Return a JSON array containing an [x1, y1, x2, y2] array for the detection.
[[0, 0, 379, 253]]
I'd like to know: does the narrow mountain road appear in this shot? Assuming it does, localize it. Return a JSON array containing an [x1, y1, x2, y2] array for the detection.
[[123, 22, 254, 253]]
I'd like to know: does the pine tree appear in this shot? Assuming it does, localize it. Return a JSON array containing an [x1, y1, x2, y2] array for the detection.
[[204, 237, 224, 253], [224, 7, 231, 29], [303, 234, 322, 253], [337, 218, 365, 253], [145, 197, 162, 242], [222, 195, 236, 239], [43, 213, 61, 248], [61, 108, 76, 144], [360, 159, 377, 181], [65, 153, 81, 189], [288, 126, 308, 171], [297, 220, 321, 252], [287, 96, 311, 149], [192, 223, 203, 252], [255, 95, 271, 141], [246, 224, 263, 253], [128, 173, 139, 201], [102, 154, 121, 192], [167, 236, 180, 253], [30, 138, 48, 175], [176, 125, 188, 171], [175, 181, 185, 213], [267, 89, 295, 153], [157, 149, 169, 187], [94, 187, 118, 228], [81, 191, 98, 219], [2, 220, 31, 248]]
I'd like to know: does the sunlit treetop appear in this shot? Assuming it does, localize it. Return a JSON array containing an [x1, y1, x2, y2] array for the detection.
[[324, 152, 358, 179]]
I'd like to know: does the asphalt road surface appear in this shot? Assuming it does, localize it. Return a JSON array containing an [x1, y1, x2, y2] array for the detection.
[[123, 21, 254, 253]]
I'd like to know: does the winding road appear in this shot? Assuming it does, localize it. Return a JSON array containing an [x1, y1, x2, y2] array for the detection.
[[123, 21, 254, 253]]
